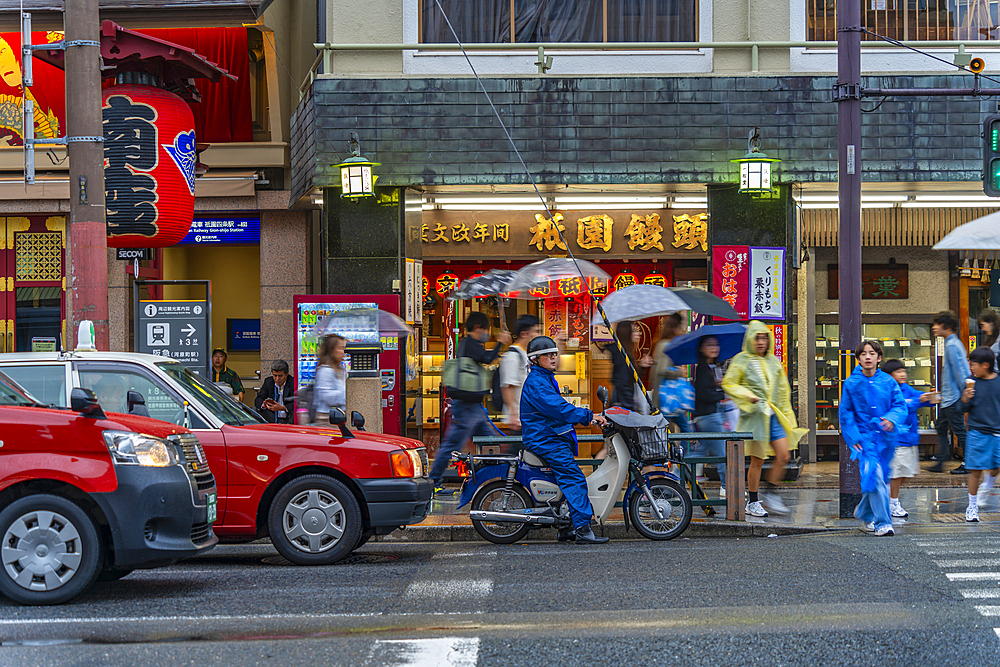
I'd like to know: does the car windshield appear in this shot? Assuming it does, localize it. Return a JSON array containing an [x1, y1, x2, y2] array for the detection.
[[0, 370, 40, 406], [157, 362, 263, 426]]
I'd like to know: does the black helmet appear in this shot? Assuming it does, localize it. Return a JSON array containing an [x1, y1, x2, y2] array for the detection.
[[527, 336, 560, 362]]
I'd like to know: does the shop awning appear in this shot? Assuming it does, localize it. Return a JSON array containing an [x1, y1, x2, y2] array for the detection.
[[933, 211, 1000, 251], [803, 207, 995, 247], [0, 170, 257, 200]]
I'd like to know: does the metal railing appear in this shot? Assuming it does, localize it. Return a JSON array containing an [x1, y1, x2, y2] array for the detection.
[[470, 430, 752, 521], [300, 39, 999, 96]]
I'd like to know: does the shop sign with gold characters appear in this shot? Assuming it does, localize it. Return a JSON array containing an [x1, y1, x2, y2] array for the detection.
[[421, 210, 708, 258]]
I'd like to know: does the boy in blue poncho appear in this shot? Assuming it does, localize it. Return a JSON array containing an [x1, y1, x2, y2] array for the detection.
[[521, 336, 609, 545], [839, 340, 908, 536], [881, 359, 938, 519]]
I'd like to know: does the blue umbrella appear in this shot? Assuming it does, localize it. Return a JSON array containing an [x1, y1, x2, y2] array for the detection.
[[662, 323, 748, 366]]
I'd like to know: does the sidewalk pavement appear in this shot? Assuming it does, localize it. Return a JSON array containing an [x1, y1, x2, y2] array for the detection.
[[379, 460, 996, 543]]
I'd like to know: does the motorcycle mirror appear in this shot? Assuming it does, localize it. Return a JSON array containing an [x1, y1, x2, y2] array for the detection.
[[596, 386, 608, 409]]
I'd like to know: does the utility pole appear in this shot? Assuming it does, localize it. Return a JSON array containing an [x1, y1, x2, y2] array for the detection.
[[64, 0, 108, 350], [836, 0, 863, 517]]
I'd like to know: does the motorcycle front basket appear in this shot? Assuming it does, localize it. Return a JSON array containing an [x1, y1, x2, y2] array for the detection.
[[633, 425, 673, 463]]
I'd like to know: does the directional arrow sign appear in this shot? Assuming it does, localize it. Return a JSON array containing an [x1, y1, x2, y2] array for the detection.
[[137, 300, 209, 376], [182, 324, 197, 337]]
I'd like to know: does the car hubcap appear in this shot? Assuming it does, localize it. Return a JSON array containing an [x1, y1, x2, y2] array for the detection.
[[282, 489, 345, 553], [2, 510, 83, 591]]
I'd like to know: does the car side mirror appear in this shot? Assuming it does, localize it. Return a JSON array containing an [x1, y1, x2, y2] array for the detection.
[[330, 407, 354, 439], [71, 387, 106, 420], [351, 411, 366, 431], [596, 386, 608, 409]]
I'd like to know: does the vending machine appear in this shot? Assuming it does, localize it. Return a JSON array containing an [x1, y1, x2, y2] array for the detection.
[[293, 294, 404, 435]]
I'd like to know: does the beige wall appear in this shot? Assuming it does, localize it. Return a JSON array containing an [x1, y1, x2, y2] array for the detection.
[[326, 0, 404, 75], [162, 244, 263, 390], [813, 246, 950, 316], [714, 0, 790, 72]]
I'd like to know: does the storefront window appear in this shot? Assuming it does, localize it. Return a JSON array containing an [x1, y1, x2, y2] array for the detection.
[[808, 0, 997, 42], [421, 0, 698, 43]]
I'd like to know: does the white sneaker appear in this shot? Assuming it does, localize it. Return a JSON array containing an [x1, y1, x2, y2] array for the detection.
[[719, 487, 726, 499], [890, 503, 909, 518], [760, 492, 789, 515], [977, 482, 995, 509], [967, 504, 980, 523], [875, 525, 895, 537], [745, 501, 768, 517], [860, 521, 875, 532]]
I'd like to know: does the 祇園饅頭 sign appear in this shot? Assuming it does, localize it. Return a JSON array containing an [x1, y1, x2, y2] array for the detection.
[[418, 209, 708, 259]]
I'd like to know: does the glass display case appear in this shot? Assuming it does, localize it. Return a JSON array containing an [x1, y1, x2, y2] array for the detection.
[[814, 322, 938, 433]]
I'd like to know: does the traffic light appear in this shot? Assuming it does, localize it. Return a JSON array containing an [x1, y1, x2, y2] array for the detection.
[[984, 114, 1000, 197]]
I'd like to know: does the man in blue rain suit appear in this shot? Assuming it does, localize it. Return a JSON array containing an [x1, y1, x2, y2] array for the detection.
[[839, 340, 908, 537], [521, 336, 609, 545]]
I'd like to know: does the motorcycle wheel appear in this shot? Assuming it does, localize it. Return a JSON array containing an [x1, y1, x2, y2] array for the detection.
[[627, 478, 692, 541], [470, 480, 533, 545]]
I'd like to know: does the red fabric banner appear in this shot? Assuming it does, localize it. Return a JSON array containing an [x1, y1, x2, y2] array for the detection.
[[712, 245, 749, 321], [0, 27, 251, 146]]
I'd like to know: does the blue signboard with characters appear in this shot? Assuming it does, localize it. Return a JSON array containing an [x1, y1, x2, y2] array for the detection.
[[227, 318, 261, 351], [178, 216, 261, 245]]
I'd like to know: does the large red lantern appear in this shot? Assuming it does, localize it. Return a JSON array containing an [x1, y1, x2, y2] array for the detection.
[[103, 84, 195, 248]]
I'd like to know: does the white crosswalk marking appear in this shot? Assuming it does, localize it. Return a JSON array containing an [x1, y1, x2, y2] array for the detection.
[[960, 589, 1000, 599], [405, 578, 494, 599], [924, 547, 1000, 555], [365, 637, 479, 667], [934, 558, 1000, 568], [946, 572, 1000, 581], [974, 606, 1000, 616]]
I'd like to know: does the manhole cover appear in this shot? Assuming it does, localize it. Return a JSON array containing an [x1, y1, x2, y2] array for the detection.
[[261, 553, 400, 566]]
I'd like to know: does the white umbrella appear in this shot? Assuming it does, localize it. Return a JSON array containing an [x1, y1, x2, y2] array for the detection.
[[934, 211, 1000, 250]]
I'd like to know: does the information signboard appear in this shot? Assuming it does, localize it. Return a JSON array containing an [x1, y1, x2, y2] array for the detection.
[[137, 300, 210, 375], [177, 216, 261, 245]]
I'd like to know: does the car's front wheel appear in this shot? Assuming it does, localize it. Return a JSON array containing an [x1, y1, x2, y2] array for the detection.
[[0, 494, 103, 605], [267, 475, 362, 565]]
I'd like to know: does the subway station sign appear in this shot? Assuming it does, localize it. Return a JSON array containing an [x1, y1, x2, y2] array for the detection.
[[178, 216, 261, 245], [418, 209, 708, 259]]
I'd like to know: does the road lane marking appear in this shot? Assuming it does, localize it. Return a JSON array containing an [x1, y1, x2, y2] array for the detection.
[[431, 551, 498, 560], [365, 637, 479, 667], [946, 573, 1000, 581], [405, 579, 493, 599], [924, 548, 1000, 555], [934, 559, 1000, 568], [960, 589, 1000, 598], [974, 606, 1000, 616], [0, 613, 386, 625]]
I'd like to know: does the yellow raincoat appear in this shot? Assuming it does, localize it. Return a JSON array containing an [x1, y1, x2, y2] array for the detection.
[[721, 320, 808, 456]]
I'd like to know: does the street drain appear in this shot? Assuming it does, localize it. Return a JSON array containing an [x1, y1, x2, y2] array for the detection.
[[261, 553, 399, 566]]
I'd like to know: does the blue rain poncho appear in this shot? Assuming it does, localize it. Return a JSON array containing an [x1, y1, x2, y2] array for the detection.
[[839, 366, 908, 492]]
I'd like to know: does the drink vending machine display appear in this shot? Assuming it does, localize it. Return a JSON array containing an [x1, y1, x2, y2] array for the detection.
[[293, 294, 404, 435]]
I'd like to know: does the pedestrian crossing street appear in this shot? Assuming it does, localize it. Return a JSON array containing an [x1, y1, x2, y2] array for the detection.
[[913, 532, 1000, 640]]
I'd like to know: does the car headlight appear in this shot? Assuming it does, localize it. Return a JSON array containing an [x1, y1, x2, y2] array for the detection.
[[103, 431, 179, 467], [390, 449, 424, 478]]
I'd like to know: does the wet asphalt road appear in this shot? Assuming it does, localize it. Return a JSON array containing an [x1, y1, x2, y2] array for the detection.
[[2, 525, 1000, 666]]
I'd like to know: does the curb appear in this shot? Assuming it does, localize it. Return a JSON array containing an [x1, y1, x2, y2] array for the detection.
[[373, 521, 829, 543]]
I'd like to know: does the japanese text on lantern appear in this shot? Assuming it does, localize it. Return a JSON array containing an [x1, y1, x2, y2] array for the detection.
[[104, 96, 158, 236], [528, 213, 567, 251], [672, 213, 708, 252]]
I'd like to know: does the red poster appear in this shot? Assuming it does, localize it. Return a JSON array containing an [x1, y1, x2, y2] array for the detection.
[[712, 245, 749, 321], [566, 296, 590, 347]]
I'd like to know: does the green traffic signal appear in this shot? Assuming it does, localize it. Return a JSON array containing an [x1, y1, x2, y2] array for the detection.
[[985, 115, 1000, 197]]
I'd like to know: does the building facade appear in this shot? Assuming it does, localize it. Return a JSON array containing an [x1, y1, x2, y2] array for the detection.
[[292, 0, 999, 455]]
